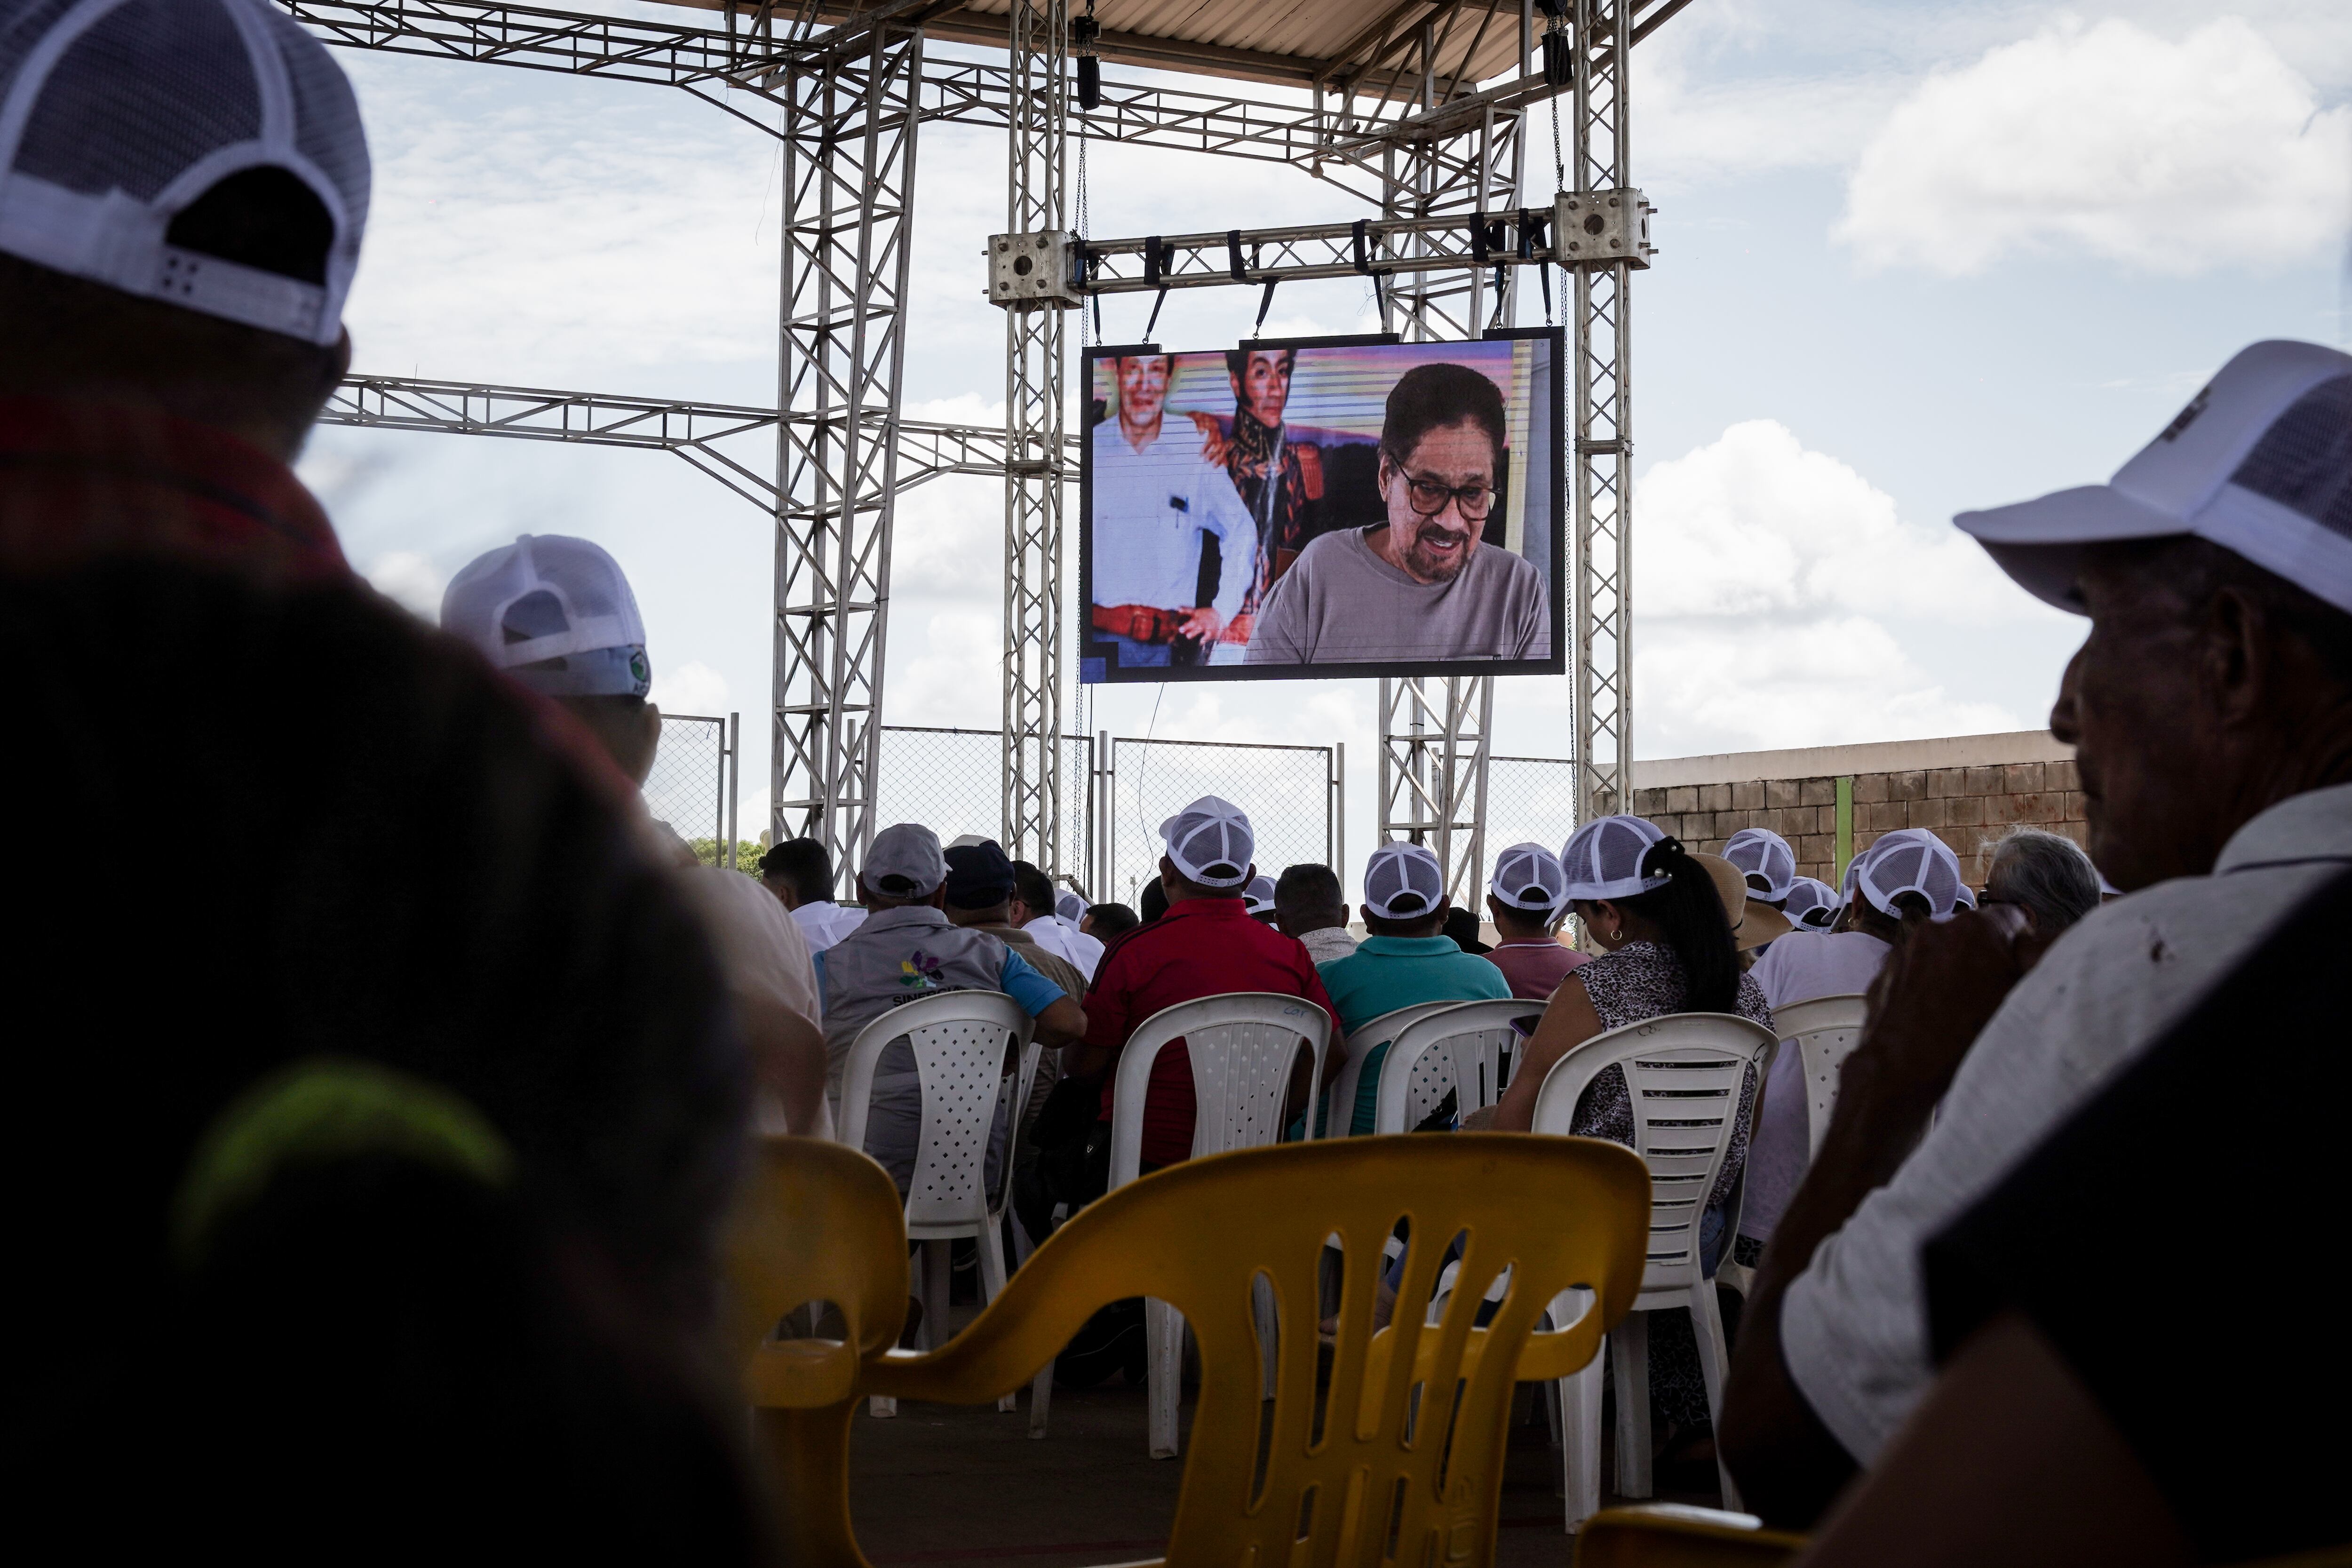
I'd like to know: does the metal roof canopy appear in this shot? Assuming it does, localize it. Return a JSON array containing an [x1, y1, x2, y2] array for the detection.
[[662, 0, 1685, 91]]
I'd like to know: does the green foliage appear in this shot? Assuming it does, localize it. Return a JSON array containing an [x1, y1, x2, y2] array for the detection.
[[687, 839, 765, 876]]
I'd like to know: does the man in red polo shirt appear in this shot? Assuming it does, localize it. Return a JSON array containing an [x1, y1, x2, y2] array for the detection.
[[1070, 796, 1338, 1169]]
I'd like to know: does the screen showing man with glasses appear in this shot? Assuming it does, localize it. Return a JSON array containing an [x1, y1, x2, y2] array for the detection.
[[1079, 334, 1561, 682], [1245, 356, 1553, 667]]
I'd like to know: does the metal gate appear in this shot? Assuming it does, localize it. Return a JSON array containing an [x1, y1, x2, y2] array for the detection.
[[648, 712, 742, 867]]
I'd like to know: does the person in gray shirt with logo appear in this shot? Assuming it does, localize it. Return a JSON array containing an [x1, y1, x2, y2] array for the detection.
[[814, 823, 1086, 1193], [1246, 361, 1550, 665]]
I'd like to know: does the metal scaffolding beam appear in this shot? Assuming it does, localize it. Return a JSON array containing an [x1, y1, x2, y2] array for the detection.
[[1571, 0, 1633, 825], [1000, 0, 1066, 872], [279, 0, 1573, 198], [771, 22, 925, 883], [317, 374, 1066, 501]]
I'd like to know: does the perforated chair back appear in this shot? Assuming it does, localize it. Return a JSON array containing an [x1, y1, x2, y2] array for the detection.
[[1770, 993, 1868, 1158], [838, 989, 1033, 1237], [1327, 1001, 1461, 1137], [868, 1137, 1653, 1568], [1373, 998, 1548, 1134], [1108, 992, 1333, 1186], [1530, 1012, 1777, 1300]]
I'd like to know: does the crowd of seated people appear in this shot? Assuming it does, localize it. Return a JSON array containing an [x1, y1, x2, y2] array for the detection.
[[19, 4, 2348, 1559]]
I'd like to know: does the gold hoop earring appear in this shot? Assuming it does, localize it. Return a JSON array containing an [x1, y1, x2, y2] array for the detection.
[[1607, 924, 1623, 942]]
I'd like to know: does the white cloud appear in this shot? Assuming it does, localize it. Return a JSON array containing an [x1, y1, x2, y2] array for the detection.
[[1631, 420, 2054, 754], [652, 659, 732, 718], [1837, 16, 2352, 276], [362, 550, 445, 619]]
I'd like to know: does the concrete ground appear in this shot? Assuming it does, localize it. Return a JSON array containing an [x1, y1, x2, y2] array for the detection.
[[846, 1376, 1726, 1568]]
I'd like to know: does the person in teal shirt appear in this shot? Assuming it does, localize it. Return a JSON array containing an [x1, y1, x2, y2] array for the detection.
[[1319, 843, 1511, 1135]]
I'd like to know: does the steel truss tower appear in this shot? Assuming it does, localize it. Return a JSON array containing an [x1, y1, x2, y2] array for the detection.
[[1001, 0, 1068, 870], [1571, 0, 1634, 822]]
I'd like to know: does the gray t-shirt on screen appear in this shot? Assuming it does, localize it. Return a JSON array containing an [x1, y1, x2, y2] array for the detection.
[[1244, 525, 1550, 664]]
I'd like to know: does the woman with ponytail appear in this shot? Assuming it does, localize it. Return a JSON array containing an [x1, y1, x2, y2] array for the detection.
[[1487, 814, 1773, 1471]]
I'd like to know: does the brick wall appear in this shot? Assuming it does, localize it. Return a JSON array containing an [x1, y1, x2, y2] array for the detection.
[[1628, 756, 2086, 886]]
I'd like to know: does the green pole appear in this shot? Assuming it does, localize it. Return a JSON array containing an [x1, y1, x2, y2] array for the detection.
[[1834, 776, 1855, 880]]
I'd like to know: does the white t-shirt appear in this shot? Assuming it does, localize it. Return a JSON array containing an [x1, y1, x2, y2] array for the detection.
[[1738, 931, 1891, 1245], [1024, 913, 1104, 982], [790, 899, 866, 954], [675, 866, 826, 1136], [1780, 782, 2352, 1464]]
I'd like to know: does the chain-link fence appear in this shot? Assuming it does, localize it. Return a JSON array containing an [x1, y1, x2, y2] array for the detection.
[[874, 726, 1094, 874], [1485, 755, 1578, 861], [647, 712, 740, 867], [1101, 736, 1341, 909]]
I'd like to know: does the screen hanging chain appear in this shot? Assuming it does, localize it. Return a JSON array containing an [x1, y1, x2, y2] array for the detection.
[[1077, 117, 1094, 347], [1546, 89, 1565, 327]]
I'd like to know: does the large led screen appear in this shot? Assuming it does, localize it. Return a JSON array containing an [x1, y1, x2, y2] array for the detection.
[[1078, 329, 1563, 684]]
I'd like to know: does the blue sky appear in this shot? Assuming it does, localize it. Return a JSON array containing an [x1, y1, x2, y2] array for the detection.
[[301, 0, 2352, 882]]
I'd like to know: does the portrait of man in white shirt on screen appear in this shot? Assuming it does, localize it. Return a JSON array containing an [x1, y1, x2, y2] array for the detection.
[[1087, 352, 1258, 670]]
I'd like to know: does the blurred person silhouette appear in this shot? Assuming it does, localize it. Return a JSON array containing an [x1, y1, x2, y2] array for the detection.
[[1012, 858, 1104, 981], [2, 6, 768, 1551]]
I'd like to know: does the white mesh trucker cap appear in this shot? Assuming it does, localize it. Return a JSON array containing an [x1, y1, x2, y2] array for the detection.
[[865, 823, 947, 898], [1957, 341, 2352, 615], [1489, 841, 1568, 913], [1856, 830, 1967, 918], [1055, 889, 1088, 923], [1782, 875, 1838, 931], [0, 0, 370, 346], [1160, 796, 1254, 888], [1722, 827, 1797, 901], [1558, 814, 1673, 902], [441, 534, 652, 699], [1240, 875, 1277, 915], [1363, 843, 1445, 920]]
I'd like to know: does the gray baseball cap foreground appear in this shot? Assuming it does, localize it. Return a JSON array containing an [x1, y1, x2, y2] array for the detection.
[[1956, 340, 2352, 615]]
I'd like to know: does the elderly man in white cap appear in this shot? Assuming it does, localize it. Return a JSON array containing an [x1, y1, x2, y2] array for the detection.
[[1315, 842, 1513, 1135], [813, 823, 1086, 1193], [1482, 841, 1587, 1002], [1722, 340, 2352, 1542], [1065, 796, 1338, 1176], [443, 533, 834, 1138]]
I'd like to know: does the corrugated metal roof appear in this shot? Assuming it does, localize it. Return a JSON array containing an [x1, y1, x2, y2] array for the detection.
[[654, 0, 1548, 89]]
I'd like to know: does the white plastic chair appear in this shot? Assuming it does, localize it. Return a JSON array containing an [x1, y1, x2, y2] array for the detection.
[[1027, 991, 1332, 1454], [837, 990, 1038, 1417], [1325, 1001, 1460, 1138], [1529, 1012, 1777, 1528], [1371, 998, 1547, 1134], [1772, 993, 1868, 1158], [1715, 993, 1868, 1303]]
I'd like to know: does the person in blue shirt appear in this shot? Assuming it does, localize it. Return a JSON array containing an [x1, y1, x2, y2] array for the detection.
[[1318, 843, 1510, 1135]]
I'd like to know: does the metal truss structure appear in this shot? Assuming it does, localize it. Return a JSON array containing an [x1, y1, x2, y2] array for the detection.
[[290, 0, 1663, 893], [1000, 0, 1067, 868], [320, 374, 1071, 506]]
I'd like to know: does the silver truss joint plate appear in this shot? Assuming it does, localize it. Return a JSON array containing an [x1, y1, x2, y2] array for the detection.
[[1554, 189, 1653, 271], [986, 230, 1083, 308]]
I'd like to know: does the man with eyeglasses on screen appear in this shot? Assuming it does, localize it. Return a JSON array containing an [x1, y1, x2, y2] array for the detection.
[[1089, 351, 1258, 669], [1245, 361, 1549, 665]]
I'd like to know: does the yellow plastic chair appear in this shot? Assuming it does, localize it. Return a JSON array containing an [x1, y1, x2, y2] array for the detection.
[[1573, 1505, 1804, 1568], [868, 1134, 1653, 1568], [726, 1136, 909, 1568]]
